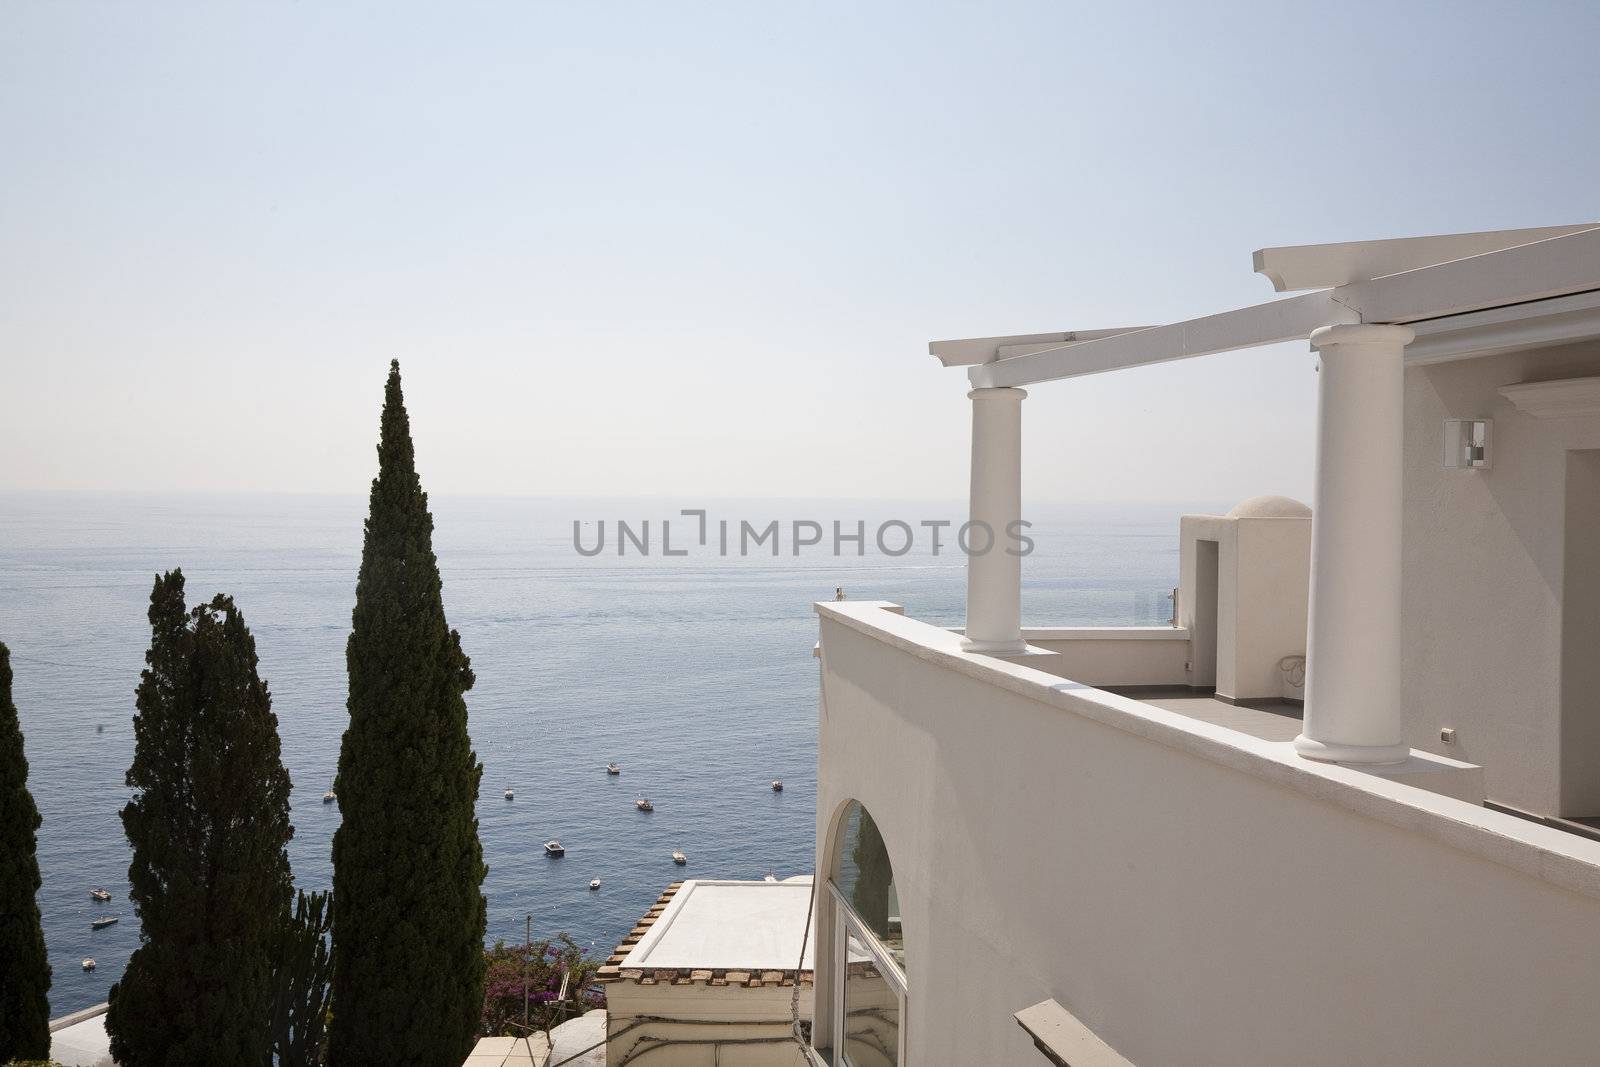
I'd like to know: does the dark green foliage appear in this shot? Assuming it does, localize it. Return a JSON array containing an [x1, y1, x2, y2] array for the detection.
[[329, 362, 487, 1065], [850, 807, 892, 935], [0, 643, 51, 1062], [270, 889, 333, 1067], [106, 572, 295, 1067]]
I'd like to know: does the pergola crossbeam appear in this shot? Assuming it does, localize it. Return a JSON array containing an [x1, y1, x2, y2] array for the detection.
[[969, 291, 1354, 389], [1335, 226, 1600, 325], [962, 226, 1600, 390]]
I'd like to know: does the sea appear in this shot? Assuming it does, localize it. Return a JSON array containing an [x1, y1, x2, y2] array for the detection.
[[0, 492, 1200, 1017]]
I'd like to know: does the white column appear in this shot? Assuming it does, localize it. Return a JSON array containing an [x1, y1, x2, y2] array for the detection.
[[963, 386, 1027, 654], [1294, 324, 1413, 765]]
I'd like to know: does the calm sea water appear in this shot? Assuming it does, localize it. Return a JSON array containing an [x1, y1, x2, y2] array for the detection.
[[0, 492, 1195, 1016]]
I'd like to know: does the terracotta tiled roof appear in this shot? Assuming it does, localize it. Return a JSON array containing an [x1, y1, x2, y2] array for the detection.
[[595, 881, 814, 988]]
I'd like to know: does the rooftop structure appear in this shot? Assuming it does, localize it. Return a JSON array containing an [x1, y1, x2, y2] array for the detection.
[[599, 879, 815, 1066], [464, 1033, 551, 1067], [618, 879, 816, 972], [48, 1002, 113, 1067], [807, 225, 1600, 1066]]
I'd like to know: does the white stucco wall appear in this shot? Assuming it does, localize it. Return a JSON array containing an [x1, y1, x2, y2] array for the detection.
[[1179, 510, 1311, 703], [1403, 341, 1600, 815], [814, 602, 1600, 1067], [606, 982, 813, 1066], [1018, 629, 1190, 687]]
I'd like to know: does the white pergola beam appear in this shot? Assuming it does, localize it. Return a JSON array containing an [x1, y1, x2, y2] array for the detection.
[[969, 291, 1355, 389], [964, 227, 1600, 389], [1336, 226, 1600, 325], [1253, 224, 1598, 293], [930, 327, 1152, 367]]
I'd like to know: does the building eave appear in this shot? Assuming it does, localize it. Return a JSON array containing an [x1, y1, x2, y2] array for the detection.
[[1252, 224, 1598, 293]]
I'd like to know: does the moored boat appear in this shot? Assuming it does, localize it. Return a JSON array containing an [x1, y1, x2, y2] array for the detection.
[[91, 916, 118, 930], [606, 762, 621, 775], [636, 797, 654, 812], [672, 850, 687, 866], [544, 840, 565, 856]]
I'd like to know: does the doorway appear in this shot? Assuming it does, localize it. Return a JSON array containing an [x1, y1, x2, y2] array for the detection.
[[1560, 450, 1600, 818], [1192, 539, 1220, 690]]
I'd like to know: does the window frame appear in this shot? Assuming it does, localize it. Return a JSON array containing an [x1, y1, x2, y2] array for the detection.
[[828, 880, 908, 1067]]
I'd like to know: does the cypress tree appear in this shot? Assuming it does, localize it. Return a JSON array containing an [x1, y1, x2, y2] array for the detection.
[[0, 642, 52, 1061], [106, 571, 295, 1067], [329, 361, 486, 1065]]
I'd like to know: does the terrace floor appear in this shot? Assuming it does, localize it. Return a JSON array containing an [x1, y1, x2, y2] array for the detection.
[[1108, 688, 1304, 742]]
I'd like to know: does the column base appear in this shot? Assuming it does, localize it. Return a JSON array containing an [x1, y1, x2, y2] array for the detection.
[[1293, 734, 1410, 766], [961, 637, 1029, 655]]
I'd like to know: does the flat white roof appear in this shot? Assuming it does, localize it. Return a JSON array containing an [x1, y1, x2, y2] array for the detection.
[[621, 878, 815, 971], [49, 1004, 112, 1067]]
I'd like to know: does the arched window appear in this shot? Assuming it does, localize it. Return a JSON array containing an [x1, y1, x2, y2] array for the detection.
[[825, 802, 907, 1067]]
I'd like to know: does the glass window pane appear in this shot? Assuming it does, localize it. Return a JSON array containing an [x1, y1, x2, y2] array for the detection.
[[831, 803, 904, 967], [842, 929, 900, 1067]]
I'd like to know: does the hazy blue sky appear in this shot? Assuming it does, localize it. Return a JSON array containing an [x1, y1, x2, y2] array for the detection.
[[3, 1, 1596, 502]]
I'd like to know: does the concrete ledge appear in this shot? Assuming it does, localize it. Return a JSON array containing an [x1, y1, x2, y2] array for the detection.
[[48, 1003, 112, 1067], [50, 1002, 109, 1032], [1020, 626, 1188, 642], [1485, 799, 1600, 844], [816, 600, 1600, 903], [1349, 750, 1485, 804], [1015, 999, 1135, 1067]]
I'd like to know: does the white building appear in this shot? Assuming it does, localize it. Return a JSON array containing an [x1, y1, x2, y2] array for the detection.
[[597, 879, 815, 1066], [808, 226, 1600, 1065]]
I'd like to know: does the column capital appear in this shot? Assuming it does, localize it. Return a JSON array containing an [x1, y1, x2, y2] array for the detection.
[[1309, 323, 1415, 350], [968, 386, 1028, 402]]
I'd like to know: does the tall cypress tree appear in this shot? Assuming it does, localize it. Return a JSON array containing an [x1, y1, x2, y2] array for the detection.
[[0, 642, 52, 1061], [106, 571, 295, 1067], [330, 361, 486, 1065]]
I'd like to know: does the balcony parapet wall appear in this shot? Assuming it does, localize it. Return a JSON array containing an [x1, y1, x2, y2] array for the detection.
[[814, 599, 1600, 1066], [819, 600, 1600, 903]]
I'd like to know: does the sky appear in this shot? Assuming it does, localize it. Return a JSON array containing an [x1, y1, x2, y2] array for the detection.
[[2, 0, 1597, 504]]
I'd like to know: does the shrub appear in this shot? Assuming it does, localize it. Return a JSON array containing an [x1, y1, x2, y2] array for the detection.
[[481, 935, 606, 1037]]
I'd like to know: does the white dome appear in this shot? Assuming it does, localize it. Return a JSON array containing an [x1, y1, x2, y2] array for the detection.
[[1226, 495, 1311, 519]]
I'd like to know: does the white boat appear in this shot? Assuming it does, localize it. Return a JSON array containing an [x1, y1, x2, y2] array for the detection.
[[89, 888, 111, 902], [672, 850, 687, 866], [322, 790, 336, 804], [503, 787, 514, 800], [606, 763, 621, 775], [589, 879, 602, 890], [771, 780, 783, 792], [544, 840, 565, 856], [82, 958, 96, 971], [91, 916, 118, 930], [636, 797, 654, 812]]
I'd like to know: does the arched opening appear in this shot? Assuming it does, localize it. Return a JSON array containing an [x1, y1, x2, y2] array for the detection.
[[821, 800, 906, 1067]]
